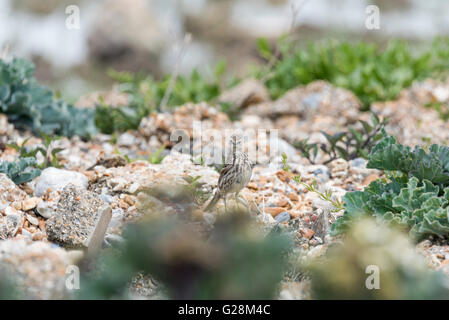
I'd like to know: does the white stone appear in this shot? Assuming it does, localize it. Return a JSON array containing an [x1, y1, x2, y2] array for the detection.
[[36, 201, 55, 219], [26, 214, 39, 226], [34, 168, 88, 197], [4, 206, 22, 216]]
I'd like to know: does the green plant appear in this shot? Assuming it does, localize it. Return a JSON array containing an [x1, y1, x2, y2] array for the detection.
[[0, 58, 97, 138], [281, 153, 343, 212], [7, 132, 64, 169], [0, 267, 19, 299], [257, 37, 449, 109], [294, 113, 387, 164], [310, 218, 449, 299], [331, 131, 449, 240], [113, 146, 166, 165], [96, 62, 226, 134], [0, 157, 41, 184], [148, 145, 166, 164], [425, 101, 449, 121], [182, 175, 210, 205], [78, 210, 293, 299]]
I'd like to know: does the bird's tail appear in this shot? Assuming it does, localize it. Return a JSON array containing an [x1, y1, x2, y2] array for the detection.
[[205, 191, 221, 211]]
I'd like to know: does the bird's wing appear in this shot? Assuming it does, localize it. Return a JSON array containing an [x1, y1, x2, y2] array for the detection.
[[217, 163, 233, 188]]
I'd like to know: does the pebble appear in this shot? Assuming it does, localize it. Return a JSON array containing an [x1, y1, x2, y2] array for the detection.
[[300, 228, 315, 239], [275, 211, 290, 223], [34, 168, 88, 197], [26, 214, 39, 226], [362, 174, 378, 186], [264, 207, 285, 217], [21, 197, 42, 211], [36, 201, 55, 219], [349, 158, 367, 168], [287, 193, 299, 201], [4, 206, 21, 216]]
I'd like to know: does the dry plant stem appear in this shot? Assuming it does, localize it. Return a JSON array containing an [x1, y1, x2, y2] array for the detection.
[[260, 0, 309, 83], [281, 155, 343, 212], [159, 33, 192, 112], [1, 43, 10, 60]]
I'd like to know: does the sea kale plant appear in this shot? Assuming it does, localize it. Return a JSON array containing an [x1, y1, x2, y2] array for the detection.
[[0, 58, 97, 138], [257, 37, 449, 110], [332, 131, 449, 240], [294, 113, 387, 164], [0, 157, 41, 184]]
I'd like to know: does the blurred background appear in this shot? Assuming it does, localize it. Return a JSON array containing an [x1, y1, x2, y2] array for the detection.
[[2, 0, 449, 101]]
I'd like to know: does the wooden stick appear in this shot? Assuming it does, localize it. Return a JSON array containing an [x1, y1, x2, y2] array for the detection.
[[85, 205, 112, 261]]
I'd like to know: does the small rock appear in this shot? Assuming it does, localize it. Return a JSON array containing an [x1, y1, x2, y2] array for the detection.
[[32, 231, 45, 241], [0, 213, 22, 239], [46, 184, 107, 248], [265, 207, 285, 217], [0, 174, 27, 203], [312, 209, 329, 239], [432, 86, 449, 102], [36, 201, 55, 219], [362, 174, 378, 186], [300, 228, 315, 239], [21, 228, 32, 240], [128, 182, 141, 194], [26, 214, 39, 226], [257, 213, 277, 224], [287, 193, 299, 201], [349, 157, 367, 168], [34, 168, 88, 197], [0, 239, 71, 299], [276, 170, 293, 183], [218, 78, 269, 108], [313, 167, 330, 183], [100, 193, 113, 204], [22, 197, 42, 211], [275, 211, 290, 223], [117, 132, 136, 146], [91, 154, 127, 169], [4, 206, 21, 216], [277, 199, 289, 207]]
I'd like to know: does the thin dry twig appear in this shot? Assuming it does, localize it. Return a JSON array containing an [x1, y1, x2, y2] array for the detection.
[[1, 43, 10, 61], [260, 0, 309, 83], [159, 33, 192, 112]]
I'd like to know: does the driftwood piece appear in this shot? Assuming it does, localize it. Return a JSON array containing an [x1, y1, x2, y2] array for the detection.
[[84, 205, 112, 261]]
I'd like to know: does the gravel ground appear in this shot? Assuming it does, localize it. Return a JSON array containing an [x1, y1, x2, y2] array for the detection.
[[1, 78, 449, 299]]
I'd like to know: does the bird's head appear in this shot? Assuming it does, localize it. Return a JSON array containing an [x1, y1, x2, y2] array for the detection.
[[230, 134, 243, 147]]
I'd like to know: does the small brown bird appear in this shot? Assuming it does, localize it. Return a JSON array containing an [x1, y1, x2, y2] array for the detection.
[[205, 134, 254, 211]]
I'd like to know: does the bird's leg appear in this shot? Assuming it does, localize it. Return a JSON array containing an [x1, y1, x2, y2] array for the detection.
[[235, 191, 249, 209], [224, 195, 228, 212]]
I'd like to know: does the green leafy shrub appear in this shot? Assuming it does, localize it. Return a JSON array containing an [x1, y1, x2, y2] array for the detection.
[[0, 267, 19, 300], [95, 63, 225, 133], [295, 113, 387, 164], [331, 132, 449, 240], [0, 157, 41, 184], [258, 37, 449, 109], [0, 58, 97, 138]]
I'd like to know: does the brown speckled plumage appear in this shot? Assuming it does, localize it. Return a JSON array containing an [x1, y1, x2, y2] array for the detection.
[[205, 135, 253, 211]]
